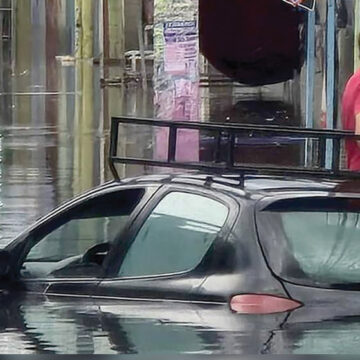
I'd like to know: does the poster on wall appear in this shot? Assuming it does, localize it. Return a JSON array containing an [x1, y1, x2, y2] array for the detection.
[[154, 0, 199, 163], [164, 20, 198, 76]]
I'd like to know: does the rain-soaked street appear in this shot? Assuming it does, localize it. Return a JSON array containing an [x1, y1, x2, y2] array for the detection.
[[1, 0, 360, 355]]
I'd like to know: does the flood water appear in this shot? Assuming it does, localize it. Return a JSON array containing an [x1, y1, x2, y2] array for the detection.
[[0, 58, 155, 246], [0, 292, 360, 354]]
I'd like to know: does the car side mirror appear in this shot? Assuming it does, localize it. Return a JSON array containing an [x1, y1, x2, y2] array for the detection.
[[82, 242, 111, 266]]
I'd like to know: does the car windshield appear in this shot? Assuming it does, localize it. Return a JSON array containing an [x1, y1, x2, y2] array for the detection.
[[257, 197, 360, 287]]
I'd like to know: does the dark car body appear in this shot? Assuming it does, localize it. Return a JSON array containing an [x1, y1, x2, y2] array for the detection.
[[0, 172, 359, 317]]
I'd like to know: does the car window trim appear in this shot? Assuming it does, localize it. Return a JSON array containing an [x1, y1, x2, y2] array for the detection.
[[105, 184, 239, 281], [17, 184, 159, 282], [8, 182, 125, 246], [256, 191, 360, 212]]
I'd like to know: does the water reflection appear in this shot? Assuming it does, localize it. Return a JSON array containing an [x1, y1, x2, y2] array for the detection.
[[0, 293, 358, 354], [0, 52, 155, 247], [0, 293, 285, 354]]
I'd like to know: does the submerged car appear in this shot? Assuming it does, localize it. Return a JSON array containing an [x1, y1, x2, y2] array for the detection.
[[1, 117, 360, 318], [2, 170, 360, 316]]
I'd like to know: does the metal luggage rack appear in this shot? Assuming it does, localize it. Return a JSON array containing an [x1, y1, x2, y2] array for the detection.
[[109, 116, 360, 181]]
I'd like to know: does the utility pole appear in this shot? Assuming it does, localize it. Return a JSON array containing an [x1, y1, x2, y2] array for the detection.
[[138, 0, 147, 89], [73, 0, 95, 193], [14, 0, 31, 125], [75, 0, 82, 59], [75, 0, 94, 59], [81, 0, 93, 59]]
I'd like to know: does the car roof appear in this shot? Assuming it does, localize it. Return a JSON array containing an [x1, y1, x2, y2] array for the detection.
[[114, 172, 360, 198]]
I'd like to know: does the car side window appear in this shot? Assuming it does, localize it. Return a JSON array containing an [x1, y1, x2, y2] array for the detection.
[[118, 192, 229, 278], [21, 188, 145, 279]]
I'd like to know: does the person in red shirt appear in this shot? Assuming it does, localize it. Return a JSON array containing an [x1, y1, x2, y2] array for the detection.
[[342, 37, 360, 170]]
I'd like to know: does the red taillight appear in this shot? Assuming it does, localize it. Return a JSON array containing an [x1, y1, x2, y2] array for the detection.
[[230, 294, 302, 314]]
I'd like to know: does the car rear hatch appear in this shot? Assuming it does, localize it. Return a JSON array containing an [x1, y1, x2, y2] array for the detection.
[[256, 194, 360, 318]]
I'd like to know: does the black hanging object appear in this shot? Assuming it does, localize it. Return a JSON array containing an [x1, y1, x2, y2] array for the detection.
[[199, 0, 304, 85]]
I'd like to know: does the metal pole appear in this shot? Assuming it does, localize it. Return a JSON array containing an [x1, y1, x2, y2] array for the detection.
[[75, 0, 82, 59], [11, 0, 16, 77], [138, 0, 147, 90], [0, 11, 4, 94], [305, 9, 316, 166], [81, 0, 93, 59], [326, 0, 336, 169], [102, 0, 109, 62]]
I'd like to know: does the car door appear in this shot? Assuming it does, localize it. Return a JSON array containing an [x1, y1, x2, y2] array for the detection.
[[95, 184, 239, 302], [9, 185, 158, 297]]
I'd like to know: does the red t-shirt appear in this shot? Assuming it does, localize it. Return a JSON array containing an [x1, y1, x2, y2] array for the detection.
[[342, 69, 360, 170]]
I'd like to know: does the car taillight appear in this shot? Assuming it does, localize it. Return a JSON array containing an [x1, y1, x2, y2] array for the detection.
[[230, 294, 302, 314]]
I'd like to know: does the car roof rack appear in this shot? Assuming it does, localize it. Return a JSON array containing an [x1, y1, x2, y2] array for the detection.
[[109, 116, 360, 182]]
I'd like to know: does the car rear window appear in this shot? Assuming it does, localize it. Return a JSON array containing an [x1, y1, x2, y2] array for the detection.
[[256, 197, 360, 288]]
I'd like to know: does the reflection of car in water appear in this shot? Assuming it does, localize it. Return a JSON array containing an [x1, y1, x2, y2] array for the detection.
[[0, 293, 284, 354], [3, 293, 360, 354]]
